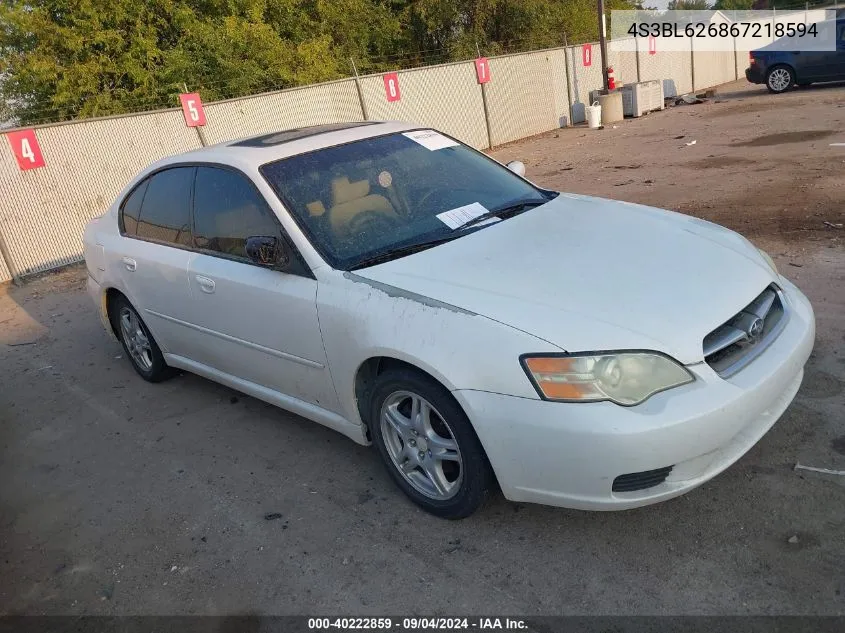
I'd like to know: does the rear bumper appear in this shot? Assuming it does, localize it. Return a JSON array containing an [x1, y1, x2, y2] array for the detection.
[[88, 274, 117, 341], [746, 66, 765, 84], [454, 278, 815, 511]]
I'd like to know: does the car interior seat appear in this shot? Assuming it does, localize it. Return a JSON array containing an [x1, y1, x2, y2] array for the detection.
[[327, 176, 397, 237]]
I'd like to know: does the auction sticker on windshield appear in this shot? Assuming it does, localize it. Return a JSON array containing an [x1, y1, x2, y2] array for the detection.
[[403, 130, 459, 151], [436, 202, 489, 229]]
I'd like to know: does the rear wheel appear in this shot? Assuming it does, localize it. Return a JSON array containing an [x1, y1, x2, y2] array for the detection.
[[766, 65, 795, 94], [112, 296, 176, 383], [369, 368, 494, 519]]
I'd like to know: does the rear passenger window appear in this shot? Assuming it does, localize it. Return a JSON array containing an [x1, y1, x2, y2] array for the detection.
[[136, 167, 194, 247], [119, 180, 149, 236], [193, 167, 280, 260]]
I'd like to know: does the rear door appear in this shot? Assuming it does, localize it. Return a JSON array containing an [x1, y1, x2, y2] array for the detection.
[[800, 21, 841, 80], [183, 165, 339, 412], [835, 21, 845, 78], [116, 166, 195, 356]]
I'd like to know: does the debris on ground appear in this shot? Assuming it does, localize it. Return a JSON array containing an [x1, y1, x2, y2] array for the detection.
[[685, 140, 697, 146], [794, 463, 845, 476], [674, 135, 685, 139], [264, 512, 283, 520], [678, 94, 706, 105], [788, 262, 803, 268], [788, 535, 800, 544], [823, 221, 843, 229]]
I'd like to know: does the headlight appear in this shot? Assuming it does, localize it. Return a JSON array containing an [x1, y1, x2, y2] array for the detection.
[[521, 352, 694, 406], [758, 248, 778, 276]]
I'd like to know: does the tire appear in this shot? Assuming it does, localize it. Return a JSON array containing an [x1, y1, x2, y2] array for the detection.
[[369, 367, 494, 519], [111, 295, 176, 383], [766, 65, 795, 94]]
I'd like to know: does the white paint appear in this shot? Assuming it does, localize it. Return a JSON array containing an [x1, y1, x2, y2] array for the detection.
[[83, 122, 817, 512]]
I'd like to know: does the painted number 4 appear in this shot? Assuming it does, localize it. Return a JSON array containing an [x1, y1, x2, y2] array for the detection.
[[179, 93, 206, 127], [7, 129, 45, 171]]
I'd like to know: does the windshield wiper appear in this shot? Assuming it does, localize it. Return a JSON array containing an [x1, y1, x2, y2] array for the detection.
[[459, 198, 547, 229], [350, 235, 461, 270]]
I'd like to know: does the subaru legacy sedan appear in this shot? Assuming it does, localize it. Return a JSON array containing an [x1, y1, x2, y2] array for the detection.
[[83, 121, 815, 518]]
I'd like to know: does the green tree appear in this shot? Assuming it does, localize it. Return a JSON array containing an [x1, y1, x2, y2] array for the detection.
[[667, 0, 712, 8], [713, 0, 754, 9], [1, 0, 640, 125]]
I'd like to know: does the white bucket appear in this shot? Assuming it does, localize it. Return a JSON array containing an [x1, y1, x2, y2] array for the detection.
[[585, 101, 602, 129]]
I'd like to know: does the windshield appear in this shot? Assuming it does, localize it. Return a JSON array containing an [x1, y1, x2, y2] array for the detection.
[[259, 130, 552, 270]]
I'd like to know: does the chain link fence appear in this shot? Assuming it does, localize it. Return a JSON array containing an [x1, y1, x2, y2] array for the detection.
[[0, 8, 821, 282]]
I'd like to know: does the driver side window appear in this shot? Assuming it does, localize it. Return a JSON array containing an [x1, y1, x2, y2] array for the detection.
[[193, 166, 281, 261]]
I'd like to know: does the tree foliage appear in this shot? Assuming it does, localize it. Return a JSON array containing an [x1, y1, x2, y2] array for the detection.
[[0, 0, 637, 124]]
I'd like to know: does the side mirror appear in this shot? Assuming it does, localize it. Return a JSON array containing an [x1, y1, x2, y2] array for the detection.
[[245, 235, 290, 269], [506, 160, 526, 177]]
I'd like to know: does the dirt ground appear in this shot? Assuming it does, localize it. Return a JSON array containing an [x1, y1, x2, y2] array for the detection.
[[1, 79, 843, 617]]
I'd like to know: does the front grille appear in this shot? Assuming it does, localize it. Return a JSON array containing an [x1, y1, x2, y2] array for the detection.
[[703, 284, 788, 378], [612, 466, 673, 492]]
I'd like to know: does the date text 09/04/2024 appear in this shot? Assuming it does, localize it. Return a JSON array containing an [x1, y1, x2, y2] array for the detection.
[[307, 618, 528, 630], [627, 21, 818, 39]]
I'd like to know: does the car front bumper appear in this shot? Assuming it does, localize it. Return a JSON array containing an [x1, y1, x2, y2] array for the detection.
[[455, 278, 815, 510], [746, 65, 765, 84]]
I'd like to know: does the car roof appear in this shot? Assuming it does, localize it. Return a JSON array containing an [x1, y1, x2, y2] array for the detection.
[[147, 120, 422, 174]]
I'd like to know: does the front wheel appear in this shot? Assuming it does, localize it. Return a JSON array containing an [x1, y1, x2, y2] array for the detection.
[[369, 368, 494, 519], [766, 66, 795, 94]]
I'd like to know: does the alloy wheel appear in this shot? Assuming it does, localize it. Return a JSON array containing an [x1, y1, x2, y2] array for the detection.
[[379, 390, 463, 500], [768, 68, 791, 92], [119, 306, 153, 372]]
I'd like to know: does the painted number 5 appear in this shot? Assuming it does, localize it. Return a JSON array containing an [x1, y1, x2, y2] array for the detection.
[[179, 92, 206, 127], [7, 129, 46, 171], [383, 72, 401, 102]]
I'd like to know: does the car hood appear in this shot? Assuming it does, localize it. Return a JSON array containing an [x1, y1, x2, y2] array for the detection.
[[353, 194, 775, 364]]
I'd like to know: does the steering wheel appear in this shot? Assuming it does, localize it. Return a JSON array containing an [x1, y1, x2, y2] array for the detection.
[[345, 211, 402, 236]]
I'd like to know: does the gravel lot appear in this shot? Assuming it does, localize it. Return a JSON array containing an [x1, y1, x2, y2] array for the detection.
[[1, 79, 843, 616]]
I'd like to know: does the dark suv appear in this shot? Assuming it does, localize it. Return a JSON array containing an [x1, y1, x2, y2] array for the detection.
[[746, 17, 845, 93]]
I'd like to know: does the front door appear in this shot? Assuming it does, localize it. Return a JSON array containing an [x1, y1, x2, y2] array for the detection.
[[183, 166, 339, 412]]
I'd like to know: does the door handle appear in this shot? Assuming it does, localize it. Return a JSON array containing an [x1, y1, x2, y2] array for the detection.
[[195, 275, 216, 294], [122, 257, 137, 272]]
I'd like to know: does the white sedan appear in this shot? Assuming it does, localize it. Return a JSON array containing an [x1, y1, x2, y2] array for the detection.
[[83, 121, 815, 518]]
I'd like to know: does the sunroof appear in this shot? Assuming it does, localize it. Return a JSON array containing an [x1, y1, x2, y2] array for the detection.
[[231, 122, 378, 148]]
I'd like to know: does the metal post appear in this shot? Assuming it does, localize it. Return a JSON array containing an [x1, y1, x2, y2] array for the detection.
[[563, 40, 575, 127], [597, 0, 609, 90], [475, 42, 494, 148], [0, 228, 19, 284], [634, 29, 641, 84], [350, 58, 369, 121], [690, 33, 696, 94], [733, 10, 739, 81], [183, 82, 208, 146]]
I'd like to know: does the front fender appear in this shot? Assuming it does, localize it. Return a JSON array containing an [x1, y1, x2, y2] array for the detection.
[[316, 270, 562, 426]]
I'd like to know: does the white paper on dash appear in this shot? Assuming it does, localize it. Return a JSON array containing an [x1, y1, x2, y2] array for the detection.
[[403, 130, 459, 151], [436, 202, 489, 229]]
